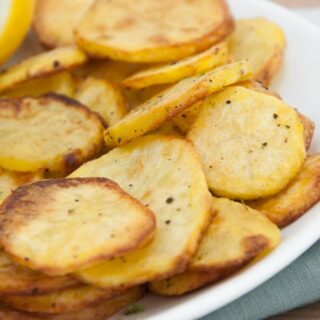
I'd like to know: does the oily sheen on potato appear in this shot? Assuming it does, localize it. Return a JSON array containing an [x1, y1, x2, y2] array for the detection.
[[0, 251, 78, 296], [0, 47, 87, 93], [71, 135, 211, 289], [104, 61, 252, 147], [150, 197, 281, 296], [75, 0, 234, 62], [122, 42, 230, 89], [0, 94, 104, 175], [33, 0, 94, 48], [0, 287, 144, 320], [188, 86, 305, 200], [249, 154, 320, 228], [229, 18, 285, 86], [0, 284, 122, 314], [0, 178, 155, 276]]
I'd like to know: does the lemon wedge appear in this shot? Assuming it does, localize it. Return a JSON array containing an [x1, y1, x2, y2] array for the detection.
[[0, 0, 35, 65]]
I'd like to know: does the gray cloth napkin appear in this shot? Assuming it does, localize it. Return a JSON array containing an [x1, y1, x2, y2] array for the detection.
[[203, 240, 320, 320]]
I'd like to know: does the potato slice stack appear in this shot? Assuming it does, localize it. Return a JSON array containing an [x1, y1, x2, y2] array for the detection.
[[0, 0, 319, 318]]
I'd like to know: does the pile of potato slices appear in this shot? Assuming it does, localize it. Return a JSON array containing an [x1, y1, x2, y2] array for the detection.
[[0, 0, 319, 318]]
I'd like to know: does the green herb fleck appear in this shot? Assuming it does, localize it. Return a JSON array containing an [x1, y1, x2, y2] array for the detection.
[[124, 304, 145, 315]]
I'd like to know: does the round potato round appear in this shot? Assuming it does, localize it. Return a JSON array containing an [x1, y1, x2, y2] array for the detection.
[[33, 0, 94, 48], [71, 135, 211, 289], [0, 178, 156, 276], [0, 287, 144, 320], [187, 86, 305, 200], [150, 197, 281, 296], [75, 0, 234, 62], [229, 18, 285, 86], [0, 94, 104, 175], [0, 47, 87, 93], [0, 251, 79, 296]]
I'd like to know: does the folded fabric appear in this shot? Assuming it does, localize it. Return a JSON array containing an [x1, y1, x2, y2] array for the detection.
[[203, 240, 320, 320]]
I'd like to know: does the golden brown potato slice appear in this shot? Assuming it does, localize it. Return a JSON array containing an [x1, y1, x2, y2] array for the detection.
[[150, 197, 281, 296], [0, 285, 123, 314], [33, 0, 94, 48], [229, 18, 285, 86], [74, 77, 127, 126], [1, 72, 75, 98], [0, 287, 144, 320], [0, 47, 87, 93], [188, 86, 305, 200], [75, 0, 233, 62], [248, 155, 320, 228], [0, 169, 43, 204], [0, 178, 156, 276], [122, 42, 230, 89], [298, 112, 315, 151], [71, 135, 211, 289], [0, 94, 104, 174], [104, 61, 251, 147], [0, 251, 79, 296]]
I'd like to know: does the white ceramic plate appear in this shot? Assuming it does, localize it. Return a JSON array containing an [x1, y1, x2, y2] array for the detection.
[[109, 0, 320, 319], [6, 0, 320, 319]]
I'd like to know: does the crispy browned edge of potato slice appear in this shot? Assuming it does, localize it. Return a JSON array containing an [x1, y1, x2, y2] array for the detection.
[[0, 251, 80, 296], [0, 93, 105, 177], [298, 112, 315, 151], [0, 178, 156, 275], [248, 154, 320, 228], [0, 287, 145, 320], [149, 234, 268, 296]]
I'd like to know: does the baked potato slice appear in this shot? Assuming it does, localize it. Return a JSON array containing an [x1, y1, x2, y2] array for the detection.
[[0, 251, 79, 296], [0, 48, 87, 93], [2, 72, 74, 98], [71, 135, 211, 289], [0, 285, 122, 314], [188, 86, 305, 200], [150, 197, 281, 296], [249, 154, 320, 228], [0, 287, 144, 320], [298, 112, 315, 151], [74, 77, 127, 126], [0, 94, 104, 174], [33, 0, 93, 48], [0, 178, 155, 276], [0, 169, 43, 204], [229, 18, 285, 86], [104, 61, 251, 147], [122, 42, 230, 89], [75, 0, 233, 62]]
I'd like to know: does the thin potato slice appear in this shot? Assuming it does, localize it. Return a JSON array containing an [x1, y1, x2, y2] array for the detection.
[[0, 47, 87, 93], [71, 135, 211, 289], [2, 72, 75, 98], [33, 0, 94, 48], [74, 77, 127, 126], [75, 0, 233, 62], [0, 287, 144, 320], [229, 18, 285, 86], [188, 86, 305, 200], [104, 61, 252, 147], [298, 112, 315, 151], [0, 251, 79, 296], [0, 178, 156, 276], [0, 94, 104, 174], [0, 285, 122, 314], [150, 197, 281, 296], [249, 155, 320, 228], [122, 42, 229, 89], [0, 169, 43, 204]]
